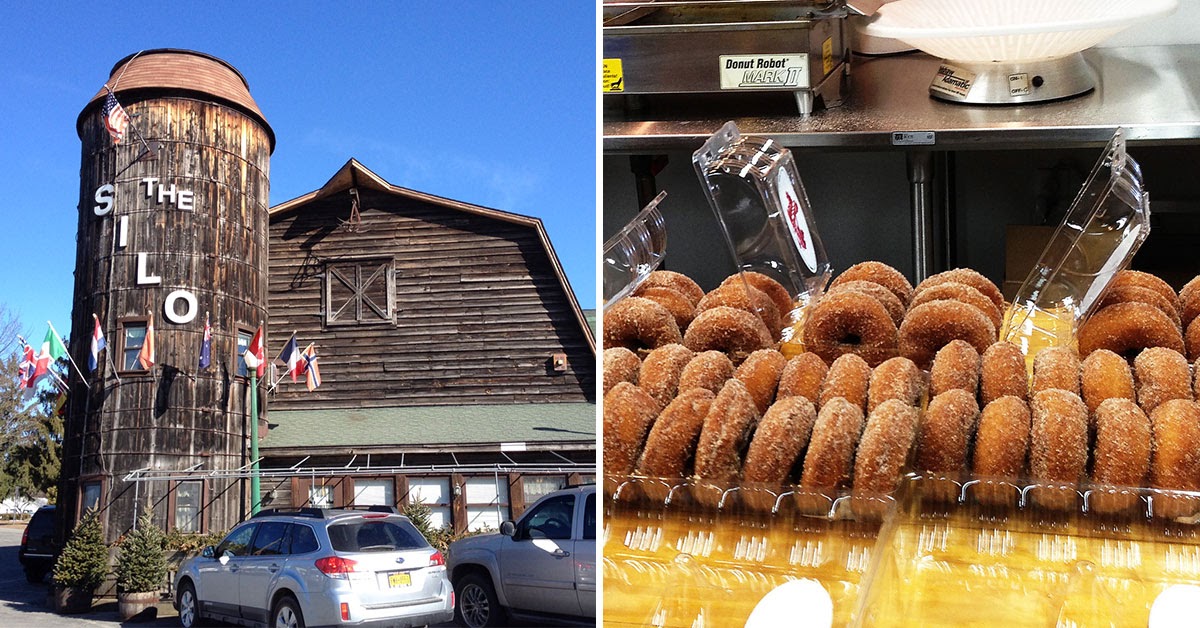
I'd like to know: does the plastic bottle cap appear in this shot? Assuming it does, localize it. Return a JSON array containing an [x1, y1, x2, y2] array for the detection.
[[744, 579, 833, 628]]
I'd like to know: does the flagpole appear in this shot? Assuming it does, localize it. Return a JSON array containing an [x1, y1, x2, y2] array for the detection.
[[249, 322, 263, 515], [47, 321, 90, 388]]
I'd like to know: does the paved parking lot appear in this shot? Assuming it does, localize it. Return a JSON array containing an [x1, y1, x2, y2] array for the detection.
[[0, 524, 179, 627]]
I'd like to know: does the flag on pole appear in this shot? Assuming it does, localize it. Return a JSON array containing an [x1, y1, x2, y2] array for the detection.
[[89, 314, 107, 373], [277, 333, 301, 382], [198, 313, 212, 370], [53, 389, 68, 419], [243, 326, 265, 377], [17, 339, 37, 400], [138, 314, 156, 369], [301, 344, 321, 392], [34, 325, 69, 381], [101, 91, 130, 144]]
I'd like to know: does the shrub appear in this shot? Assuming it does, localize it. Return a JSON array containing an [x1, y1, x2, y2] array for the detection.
[[115, 504, 167, 593], [52, 509, 108, 591]]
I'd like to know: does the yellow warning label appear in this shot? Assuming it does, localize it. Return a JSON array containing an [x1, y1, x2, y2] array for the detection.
[[822, 38, 833, 76], [603, 59, 624, 93]]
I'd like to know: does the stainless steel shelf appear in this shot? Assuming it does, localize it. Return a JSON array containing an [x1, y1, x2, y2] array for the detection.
[[604, 45, 1200, 153]]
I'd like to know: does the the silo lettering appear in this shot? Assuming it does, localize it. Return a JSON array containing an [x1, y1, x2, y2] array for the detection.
[[163, 290, 198, 324], [93, 183, 114, 215], [136, 252, 162, 285]]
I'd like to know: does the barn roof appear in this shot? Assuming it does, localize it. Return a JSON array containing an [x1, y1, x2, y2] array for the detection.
[[77, 48, 274, 150], [261, 402, 596, 456]]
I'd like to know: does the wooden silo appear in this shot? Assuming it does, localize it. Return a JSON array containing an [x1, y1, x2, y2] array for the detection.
[[65, 49, 273, 540]]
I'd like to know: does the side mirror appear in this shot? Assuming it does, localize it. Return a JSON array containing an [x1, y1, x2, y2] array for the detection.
[[201, 546, 215, 559], [500, 521, 516, 537]]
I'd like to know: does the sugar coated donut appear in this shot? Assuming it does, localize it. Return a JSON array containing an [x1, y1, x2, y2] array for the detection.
[[735, 349, 788, 414], [743, 396, 818, 487], [603, 382, 661, 476], [603, 347, 641, 396], [604, 296, 683, 353], [929, 339, 981, 398], [721, 271, 796, 324], [915, 268, 1005, 314], [639, 270, 704, 307], [683, 306, 774, 362], [777, 352, 828, 403], [1135, 347, 1192, 414], [1031, 346, 1081, 397], [1110, 270, 1180, 316], [698, 283, 783, 340], [638, 344, 695, 410], [1029, 389, 1088, 510], [818, 353, 871, 412], [827, 279, 905, 327], [1080, 349, 1135, 416], [1187, 316, 1200, 362], [636, 387, 716, 478], [972, 396, 1031, 506], [1090, 398, 1152, 514], [917, 389, 979, 474], [1149, 399, 1200, 519], [1096, 284, 1181, 330], [677, 350, 735, 396], [803, 290, 898, 367], [1078, 302, 1184, 360], [830, 261, 914, 306], [1180, 274, 1200, 328], [899, 300, 997, 370], [800, 397, 865, 492], [909, 281, 1002, 334], [853, 399, 920, 498], [867, 356, 925, 413], [981, 341, 1029, 405], [694, 379, 760, 485], [635, 286, 697, 331]]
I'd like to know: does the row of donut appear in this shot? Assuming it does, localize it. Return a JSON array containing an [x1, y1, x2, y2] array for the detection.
[[603, 263, 1200, 371], [1079, 271, 1200, 361], [603, 336, 1200, 513]]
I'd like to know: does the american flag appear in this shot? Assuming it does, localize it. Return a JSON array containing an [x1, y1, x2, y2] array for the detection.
[[101, 91, 130, 144]]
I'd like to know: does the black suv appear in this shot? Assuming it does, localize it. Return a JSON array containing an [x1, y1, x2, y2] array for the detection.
[[18, 505, 61, 584]]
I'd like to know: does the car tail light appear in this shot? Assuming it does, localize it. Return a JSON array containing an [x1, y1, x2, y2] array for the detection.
[[21, 527, 29, 547], [340, 602, 350, 621], [316, 556, 358, 579], [451, 590, 456, 609], [429, 551, 445, 567], [362, 513, 388, 519]]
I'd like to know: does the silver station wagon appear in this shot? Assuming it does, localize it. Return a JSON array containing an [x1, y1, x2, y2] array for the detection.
[[174, 507, 454, 628]]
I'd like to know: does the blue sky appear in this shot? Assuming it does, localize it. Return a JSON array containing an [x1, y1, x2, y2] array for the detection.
[[1, 2, 598, 342]]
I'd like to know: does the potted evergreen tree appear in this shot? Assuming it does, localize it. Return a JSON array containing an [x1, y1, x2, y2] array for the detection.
[[115, 504, 167, 621], [51, 509, 107, 614]]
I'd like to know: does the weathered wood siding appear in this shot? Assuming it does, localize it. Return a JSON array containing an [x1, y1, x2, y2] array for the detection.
[[268, 186, 595, 410], [65, 95, 270, 541]]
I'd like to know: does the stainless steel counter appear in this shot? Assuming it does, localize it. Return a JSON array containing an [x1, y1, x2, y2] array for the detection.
[[604, 45, 1200, 153]]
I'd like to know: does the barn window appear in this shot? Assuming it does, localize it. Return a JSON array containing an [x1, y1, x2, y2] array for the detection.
[[174, 481, 203, 533], [324, 259, 395, 325], [235, 329, 252, 377]]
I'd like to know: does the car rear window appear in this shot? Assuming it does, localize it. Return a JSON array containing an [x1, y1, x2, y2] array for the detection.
[[327, 518, 428, 553], [28, 510, 55, 536]]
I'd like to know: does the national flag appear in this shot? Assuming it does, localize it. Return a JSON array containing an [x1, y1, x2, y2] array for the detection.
[[34, 325, 69, 382], [17, 339, 37, 400], [53, 389, 68, 419], [301, 344, 321, 392], [89, 314, 107, 373], [101, 91, 130, 144], [138, 314, 156, 369], [243, 326, 265, 378], [277, 333, 301, 382], [198, 313, 212, 370]]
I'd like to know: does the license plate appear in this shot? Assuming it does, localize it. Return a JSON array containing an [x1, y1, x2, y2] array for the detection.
[[388, 572, 412, 588]]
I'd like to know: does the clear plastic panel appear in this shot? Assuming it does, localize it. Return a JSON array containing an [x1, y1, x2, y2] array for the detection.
[[603, 191, 669, 308], [999, 128, 1150, 362], [693, 122, 832, 329]]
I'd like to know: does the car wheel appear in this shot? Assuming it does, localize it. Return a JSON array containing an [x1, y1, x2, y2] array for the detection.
[[455, 572, 505, 627], [24, 567, 45, 584], [177, 580, 205, 628], [272, 595, 305, 628]]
